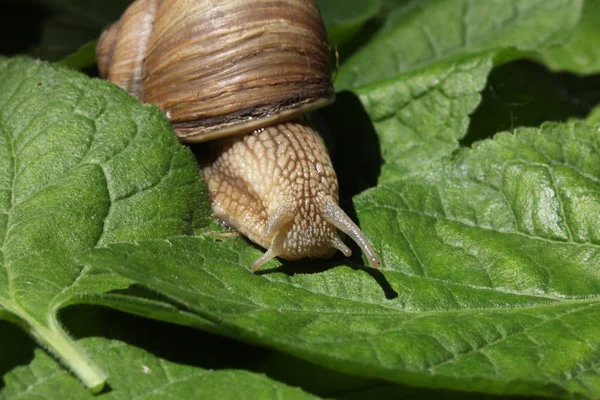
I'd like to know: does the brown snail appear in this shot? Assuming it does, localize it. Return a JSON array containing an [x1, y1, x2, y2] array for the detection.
[[96, 0, 382, 271]]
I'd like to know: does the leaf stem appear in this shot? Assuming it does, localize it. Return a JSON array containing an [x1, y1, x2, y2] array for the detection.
[[7, 303, 106, 393]]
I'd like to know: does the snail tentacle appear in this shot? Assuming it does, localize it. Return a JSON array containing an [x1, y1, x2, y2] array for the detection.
[[322, 196, 382, 269], [331, 236, 352, 257], [251, 229, 287, 272]]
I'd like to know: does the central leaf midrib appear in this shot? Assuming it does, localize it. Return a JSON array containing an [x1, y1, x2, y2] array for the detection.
[[1, 121, 17, 301], [135, 257, 600, 316]]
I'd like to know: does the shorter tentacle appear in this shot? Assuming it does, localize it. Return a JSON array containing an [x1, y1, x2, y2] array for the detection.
[[251, 206, 294, 272], [331, 236, 352, 257], [251, 228, 288, 272]]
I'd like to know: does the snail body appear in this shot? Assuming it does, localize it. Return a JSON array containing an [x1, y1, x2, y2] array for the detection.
[[97, 0, 381, 271]]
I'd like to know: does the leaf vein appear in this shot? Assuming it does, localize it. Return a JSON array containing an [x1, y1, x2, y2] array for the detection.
[[427, 303, 597, 372]]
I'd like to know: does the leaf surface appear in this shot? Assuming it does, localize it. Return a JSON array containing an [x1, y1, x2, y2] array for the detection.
[[355, 53, 491, 180], [538, 0, 600, 75], [316, 0, 382, 46], [0, 56, 199, 391], [84, 121, 600, 399], [587, 106, 600, 125], [0, 337, 318, 400], [336, 0, 583, 90]]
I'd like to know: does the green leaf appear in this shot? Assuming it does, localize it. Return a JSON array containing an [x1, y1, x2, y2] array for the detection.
[[354, 53, 492, 180], [316, 0, 382, 47], [336, 0, 584, 90], [84, 120, 600, 399], [59, 40, 98, 70], [537, 0, 600, 75], [587, 106, 600, 125], [0, 337, 318, 400], [0, 56, 199, 391]]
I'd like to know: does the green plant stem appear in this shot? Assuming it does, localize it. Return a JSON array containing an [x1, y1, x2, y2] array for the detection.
[[7, 302, 106, 393]]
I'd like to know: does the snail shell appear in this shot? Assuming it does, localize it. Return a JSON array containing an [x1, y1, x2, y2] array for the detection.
[[97, 0, 381, 271]]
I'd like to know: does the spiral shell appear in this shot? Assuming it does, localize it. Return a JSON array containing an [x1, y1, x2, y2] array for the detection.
[[97, 0, 334, 142]]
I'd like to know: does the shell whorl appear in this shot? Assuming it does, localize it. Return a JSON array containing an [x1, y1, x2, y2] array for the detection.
[[96, 0, 334, 143], [96, 0, 156, 99]]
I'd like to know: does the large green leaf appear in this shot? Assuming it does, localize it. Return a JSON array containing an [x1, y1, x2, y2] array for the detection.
[[336, 0, 584, 90], [0, 305, 410, 400], [84, 120, 600, 399], [0, 337, 318, 400], [0, 56, 199, 391]]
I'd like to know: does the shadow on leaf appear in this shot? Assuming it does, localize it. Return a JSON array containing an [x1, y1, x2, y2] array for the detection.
[[256, 256, 398, 300], [464, 60, 600, 146], [0, 320, 36, 389]]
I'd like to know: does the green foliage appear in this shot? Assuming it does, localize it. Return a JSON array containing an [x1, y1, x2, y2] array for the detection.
[[1, 337, 317, 400], [316, 0, 382, 46], [2, 0, 600, 399], [538, 0, 600, 75], [588, 105, 600, 125], [59, 40, 99, 70], [81, 121, 600, 399], [335, 0, 583, 90], [355, 54, 492, 180], [0, 56, 200, 391]]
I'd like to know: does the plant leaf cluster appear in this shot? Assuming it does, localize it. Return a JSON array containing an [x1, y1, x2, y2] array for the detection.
[[2, 0, 600, 398]]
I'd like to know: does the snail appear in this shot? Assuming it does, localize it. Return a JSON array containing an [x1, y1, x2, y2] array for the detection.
[[96, 0, 382, 271]]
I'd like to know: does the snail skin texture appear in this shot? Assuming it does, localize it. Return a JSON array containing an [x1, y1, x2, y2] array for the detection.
[[200, 120, 382, 271], [97, 0, 382, 271]]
